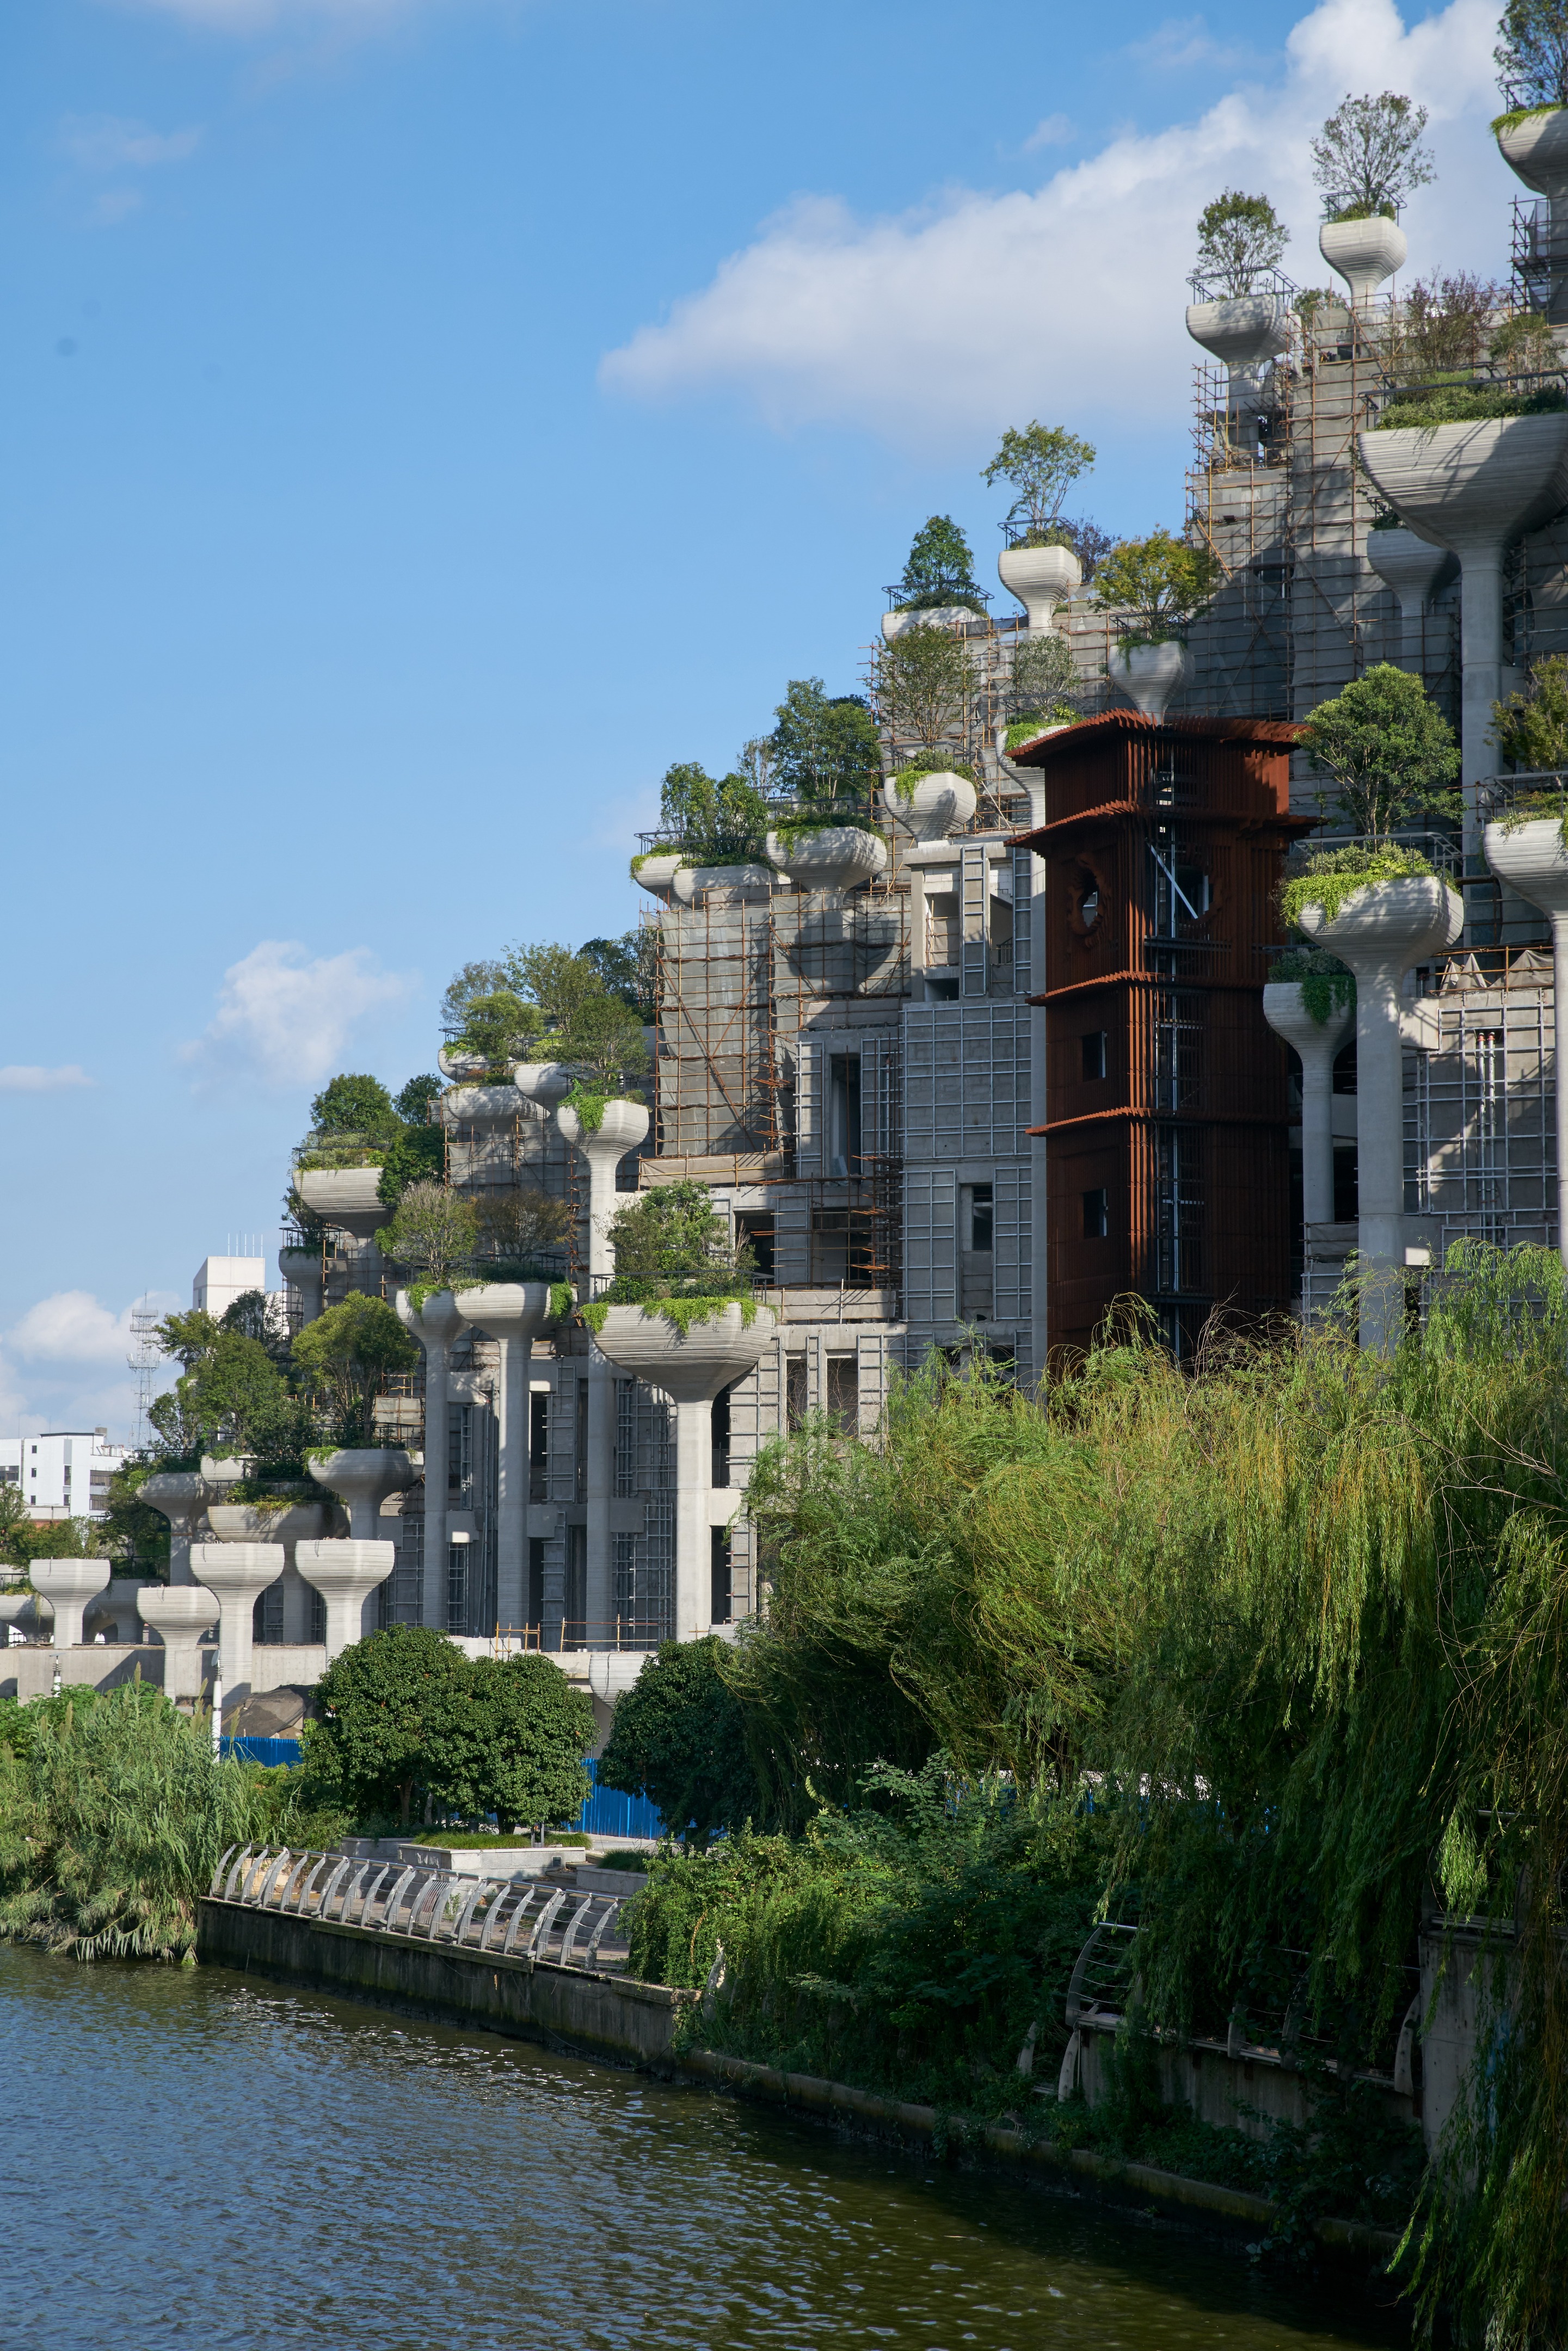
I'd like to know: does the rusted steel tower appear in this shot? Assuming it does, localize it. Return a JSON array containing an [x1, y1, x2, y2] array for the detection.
[[1010, 712, 1310, 1360]]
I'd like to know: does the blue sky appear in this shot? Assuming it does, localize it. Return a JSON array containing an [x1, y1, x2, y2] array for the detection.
[[0, 0, 1511, 1433]]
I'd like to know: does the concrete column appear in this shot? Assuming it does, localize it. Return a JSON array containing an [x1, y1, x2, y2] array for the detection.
[[674, 1399, 712, 1640], [278, 1243, 324, 1326], [189, 1542, 282, 1701], [396, 1288, 464, 1629], [31, 1559, 110, 1651], [1365, 529, 1457, 676], [137, 1585, 218, 1703], [453, 1285, 553, 1632], [556, 1098, 652, 1287], [1484, 817, 1568, 1266], [1300, 878, 1462, 1350], [587, 1302, 777, 1650], [585, 1356, 616, 1640], [296, 1540, 397, 1658], [139, 1473, 207, 1586], [1263, 983, 1357, 1232]]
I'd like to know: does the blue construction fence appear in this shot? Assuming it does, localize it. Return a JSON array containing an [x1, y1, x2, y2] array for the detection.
[[219, 1741, 664, 1841]]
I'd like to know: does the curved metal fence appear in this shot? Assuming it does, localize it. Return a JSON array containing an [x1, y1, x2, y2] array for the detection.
[[210, 1846, 629, 1971]]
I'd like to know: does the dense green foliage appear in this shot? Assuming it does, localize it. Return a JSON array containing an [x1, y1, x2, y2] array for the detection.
[[1311, 90, 1435, 217], [0, 1684, 262, 1961], [303, 1629, 593, 1828], [375, 1121, 446, 1207], [1496, 0, 1568, 110], [1377, 383, 1567, 430], [291, 1295, 418, 1446], [654, 761, 770, 863], [894, 514, 985, 612], [310, 1072, 401, 1143], [619, 1257, 1568, 2340], [766, 678, 881, 809], [1265, 946, 1355, 1026], [1491, 650, 1568, 776], [1091, 528, 1222, 645], [981, 421, 1096, 540], [1192, 190, 1287, 293], [1296, 663, 1460, 837], [1280, 842, 1451, 932], [875, 622, 977, 747], [597, 1636, 767, 1843]]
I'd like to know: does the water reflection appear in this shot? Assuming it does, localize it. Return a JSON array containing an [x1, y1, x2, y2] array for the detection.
[[0, 1946, 1407, 2350]]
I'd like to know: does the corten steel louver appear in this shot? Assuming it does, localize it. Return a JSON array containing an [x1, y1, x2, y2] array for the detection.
[[1010, 712, 1311, 1361]]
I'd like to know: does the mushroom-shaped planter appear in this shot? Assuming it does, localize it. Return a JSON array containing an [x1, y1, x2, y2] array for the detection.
[[631, 852, 686, 902], [137, 1583, 219, 1703], [30, 1558, 111, 1650], [672, 864, 776, 903], [996, 543, 1080, 632], [307, 1448, 417, 1540], [1295, 873, 1462, 1350], [882, 771, 977, 845], [513, 1061, 576, 1107], [292, 1167, 386, 1236], [765, 827, 888, 895], [1262, 981, 1357, 1233], [1319, 215, 1407, 307], [1106, 642, 1193, 720], [1485, 811, 1568, 1265]]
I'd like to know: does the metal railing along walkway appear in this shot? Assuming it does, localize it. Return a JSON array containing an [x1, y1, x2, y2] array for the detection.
[[210, 1847, 631, 1972]]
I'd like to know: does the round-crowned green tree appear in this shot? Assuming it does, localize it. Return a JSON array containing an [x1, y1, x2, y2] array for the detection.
[[291, 1293, 419, 1445], [1299, 663, 1460, 836], [596, 1635, 768, 1846]]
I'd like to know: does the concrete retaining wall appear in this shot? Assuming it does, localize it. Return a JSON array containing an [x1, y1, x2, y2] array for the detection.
[[196, 1895, 691, 2065]]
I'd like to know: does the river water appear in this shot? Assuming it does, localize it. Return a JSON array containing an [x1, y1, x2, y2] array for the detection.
[[1, 1944, 1408, 2351]]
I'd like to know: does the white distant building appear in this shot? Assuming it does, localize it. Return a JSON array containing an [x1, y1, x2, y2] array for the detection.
[[0, 1430, 128, 1522], [192, 1255, 267, 1315]]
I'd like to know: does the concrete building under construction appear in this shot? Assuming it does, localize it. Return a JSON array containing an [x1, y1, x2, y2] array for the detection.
[[264, 104, 1568, 1678]]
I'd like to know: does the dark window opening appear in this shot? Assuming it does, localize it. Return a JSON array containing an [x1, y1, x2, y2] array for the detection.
[[527, 1537, 545, 1629], [826, 1356, 859, 1432], [1083, 1187, 1109, 1240], [786, 1356, 808, 1429], [712, 1384, 731, 1489], [564, 1524, 586, 1638], [828, 1053, 863, 1178], [448, 1402, 472, 1503], [968, 1183, 994, 1252], [574, 1378, 589, 1504], [529, 1390, 549, 1504], [710, 1528, 733, 1626], [1081, 1031, 1108, 1081], [1333, 1144, 1358, 1223], [736, 1212, 775, 1280], [446, 1542, 469, 1634], [811, 1206, 875, 1285]]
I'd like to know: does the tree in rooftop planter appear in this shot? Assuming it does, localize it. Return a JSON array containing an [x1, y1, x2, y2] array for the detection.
[[293, 1292, 419, 1451], [1281, 668, 1462, 1348], [1495, 3, 1568, 319], [1185, 194, 1295, 458], [886, 514, 987, 624], [882, 751, 977, 844], [875, 618, 977, 757], [586, 1185, 775, 1642], [1311, 90, 1433, 305], [982, 421, 1095, 631], [1359, 398, 1568, 854], [1092, 528, 1222, 717]]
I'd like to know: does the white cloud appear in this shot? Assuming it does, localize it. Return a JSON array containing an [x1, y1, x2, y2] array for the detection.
[[0, 1064, 93, 1093], [1023, 114, 1075, 152], [0, 1290, 182, 1442], [182, 938, 414, 1088], [600, 0, 1504, 450], [60, 114, 203, 170], [8, 1293, 141, 1368], [1125, 15, 1251, 72]]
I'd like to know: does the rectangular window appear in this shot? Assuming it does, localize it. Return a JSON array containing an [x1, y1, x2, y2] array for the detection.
[[827, 1053, 862, 1178], [710, 1528, 732, 1626], [447, 1403, 472, 1503], [786, 1355, 809, 1429], [1081, 1031, 1108, 1081], [826, 1356, 858, 1433], [529, 1390, 549, 1504], [1083, 1187, 1110, 1240], [967, 1183, 994, 1252], [564, 1524, 586, 1641], [446, 1542, 469, 1636], [614, 1378, 637, 1497], [711, 1383, 731, 1488], [574, 1378, 589, 1504], [735, 1212, 776, 1280], [527, 1537, 545, 1630]]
